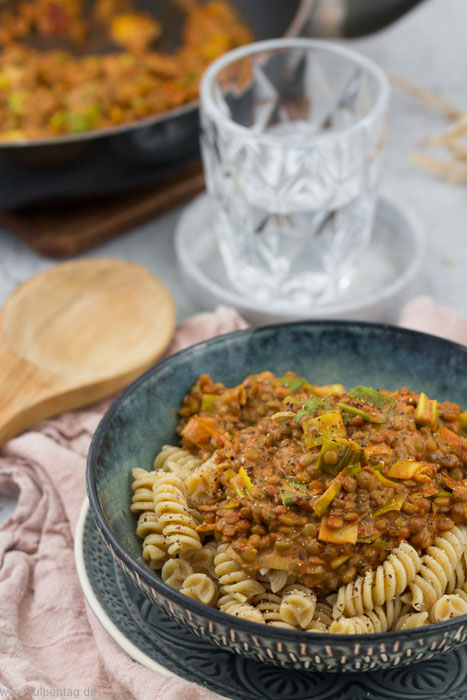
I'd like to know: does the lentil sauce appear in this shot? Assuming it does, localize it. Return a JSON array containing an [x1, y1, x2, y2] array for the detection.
[[0, 0, 252, 140], [177, 371, 467, 597]]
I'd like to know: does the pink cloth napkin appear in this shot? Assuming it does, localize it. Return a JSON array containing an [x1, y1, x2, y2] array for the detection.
[[0, 305, 247, 700], [399, 295, 467, 345]]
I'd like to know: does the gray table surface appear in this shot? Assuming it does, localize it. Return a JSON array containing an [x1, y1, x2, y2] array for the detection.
[[1, 0, 466, 523]]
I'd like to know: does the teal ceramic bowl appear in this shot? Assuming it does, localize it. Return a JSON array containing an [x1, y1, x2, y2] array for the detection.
[[87, 321, 467, 672]]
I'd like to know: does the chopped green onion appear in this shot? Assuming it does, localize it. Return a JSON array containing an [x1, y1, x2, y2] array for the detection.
[[349, 386, 395, 410], [317, 437, 362, 475], [281, 491, 298, 506], [232, 484, 245, 499], [49, 111, 66, 130], [286, 479, 307, 491], [337, 401, 386, 424], [8, 92, 25, 115], [313, 479, 341, 517], [295, 396, 332, 423], [220, 500, 240, 509], [357, 532, 381, 544], [330, 554, 351, 569], [239, 466, 253, 494], [374, 494, 406, 517], [281, 374, 306, 392], [374, 470, 399, 489], [201, 394, 218, 413], [339, 463, 361, 479], [415, 392, 438, 430]]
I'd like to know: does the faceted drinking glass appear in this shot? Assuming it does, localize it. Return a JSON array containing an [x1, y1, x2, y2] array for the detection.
[[200, 38, 390, 307]]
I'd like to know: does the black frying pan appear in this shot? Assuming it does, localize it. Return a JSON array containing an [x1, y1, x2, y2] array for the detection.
[[0, 0, 310, 208], [0, 0, 425, 208]]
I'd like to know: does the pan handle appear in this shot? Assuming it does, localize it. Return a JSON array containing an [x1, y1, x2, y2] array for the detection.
[[285, 0, 317, 37], [299, 0, 427, 37]]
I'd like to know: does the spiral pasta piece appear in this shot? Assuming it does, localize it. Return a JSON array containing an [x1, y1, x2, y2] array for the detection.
[[452, 584, 467, 604], [407, 525, 467, 612], [218, 594, 265, 624], [130, 467, 158, 514], [333, 542, 421, 618], [251, 592, 297, 629], [136, 512, 168, 570], [306, 620, 330, 633], [180, 573, 219, 606], [184, 541, 218, 578], [446, 560, 466, 594], [153, 445, 202, 476], [131, 468, 169, 569], [394, 612, 429, 630], [266, 570, 290, 593], [153, 472, 202, 556], [429, 593, 467, 622], [329, 598, 406, 634], [214, 544, 265, 603], [330, 617, 373, 634], [161, 558, 193, 590], [314, 601, 334, 627], [279, 586, 317, 630]]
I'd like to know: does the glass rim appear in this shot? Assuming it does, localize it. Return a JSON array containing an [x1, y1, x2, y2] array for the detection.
[[200, 37, 390, 146]]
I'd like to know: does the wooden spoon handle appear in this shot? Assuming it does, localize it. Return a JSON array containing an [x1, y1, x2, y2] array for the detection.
[[0, 333, 54, 445]]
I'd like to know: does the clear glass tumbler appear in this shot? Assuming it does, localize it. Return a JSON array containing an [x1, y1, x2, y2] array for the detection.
[[200, 38, 390, 307]]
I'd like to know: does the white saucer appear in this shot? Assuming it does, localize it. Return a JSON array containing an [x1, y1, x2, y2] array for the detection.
[[175, 194, 423, 326]]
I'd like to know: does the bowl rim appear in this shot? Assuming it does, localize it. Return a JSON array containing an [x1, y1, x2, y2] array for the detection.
[[86, 319, 467, 643]]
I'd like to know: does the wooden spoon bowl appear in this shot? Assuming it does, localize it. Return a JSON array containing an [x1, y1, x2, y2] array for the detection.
[[0, 258, 176, 445]]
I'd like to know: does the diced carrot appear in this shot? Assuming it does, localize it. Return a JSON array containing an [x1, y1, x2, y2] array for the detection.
[[181, 415, 220, 447]]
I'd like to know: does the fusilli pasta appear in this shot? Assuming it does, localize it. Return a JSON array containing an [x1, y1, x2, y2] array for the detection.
[[429, 593, 467, 622], [333, 542, 421, 618], [394, 612, 429, 630], [161, 558, 193, 590], [329, 598, 406, 634], [130, 467, 158, 514], [136, 512, 168, 570], [252, 592, 297, 629], [279, 586, 317, 630], [180, 573, 219, 606], [153, 445, 202, 476], [405, 525, 467, 612], [214, 544, 265, 602], [184, 541, 218, 578], [218, 594, 265, 624], [153, 472, 202, 556]]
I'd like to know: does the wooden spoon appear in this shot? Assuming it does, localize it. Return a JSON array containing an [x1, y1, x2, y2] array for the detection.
[[0, 258, 176, 445]]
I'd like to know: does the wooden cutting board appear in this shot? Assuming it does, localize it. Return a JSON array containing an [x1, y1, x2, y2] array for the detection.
[[0, 160, 205, 258]]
